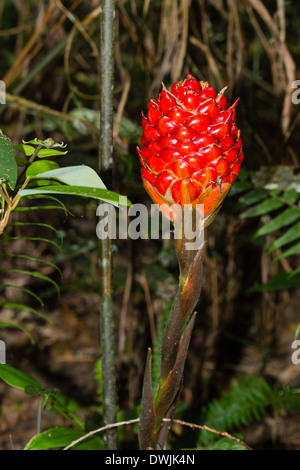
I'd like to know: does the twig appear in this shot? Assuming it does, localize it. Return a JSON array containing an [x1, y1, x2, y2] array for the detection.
[[136, 270, 156, 345], [63, 417, 252, 450], [118, 264, 133, 354]]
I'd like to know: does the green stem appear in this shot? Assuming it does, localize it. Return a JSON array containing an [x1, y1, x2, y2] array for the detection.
[[99, 0, 115, 172], [98, 0, 117, 450], [139, 233, 205, 448]]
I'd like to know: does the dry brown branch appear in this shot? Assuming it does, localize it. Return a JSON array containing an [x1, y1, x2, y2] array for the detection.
[[118, 264, 133, 354], [4, 0, 56, 87], [136, 270, 156, 345], [63, 417, 252, 450]]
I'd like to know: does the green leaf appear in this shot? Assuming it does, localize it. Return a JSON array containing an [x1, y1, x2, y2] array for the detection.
[[33, 165, 106, 189], [0, 322, 34, 344], [0, 268, 60, 296], [254, 207, 300, 238], [119, 116, 142, 142], [25, 427, 104, 450], [0, 134, 18, 189], [205, 437, 248, 450], [36, 148, 68, 158], [240, 197, 284, 218], [0, 302, 51, 322], [0, 364, 44, 391], [8, 221, 63, 243], [69, 108, 100, 135], [26, 160, 60, 179], [14, 144, 36, 156], [0, 283, 44, 306], [22, 138, 67, 148], [249, 273, 300, 291], [6, 236, 62, 251], [0, 252, 62, 278], [15, 155, 27, 166], [274, 240, 300, 260], [227, 182, 253, 198], [18, 184, 130, 207], [268, 220, 300, 253], [238, 188, 268, 207], [294, 324, 300, 340]]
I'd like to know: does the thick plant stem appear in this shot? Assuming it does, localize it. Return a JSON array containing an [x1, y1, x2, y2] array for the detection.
[[139, 208, 205, 450], [99, 0, 117, 450]]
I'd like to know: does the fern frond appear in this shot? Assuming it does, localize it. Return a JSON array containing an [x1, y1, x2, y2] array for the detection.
[[0, 302, 51, 322], [198, 375, 300, 445], [8, 221, 63, 243], [0, 321, 34, 344], [15, 194, 73, 216], [203, 436, 248, 450], [232, 170, 300, 290], [0, 252, 62, 276], [0, 283, 44, 306], [0, 268, 60, 296]]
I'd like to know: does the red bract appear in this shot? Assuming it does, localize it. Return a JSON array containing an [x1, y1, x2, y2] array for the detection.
[[137, 73, 243, 224]]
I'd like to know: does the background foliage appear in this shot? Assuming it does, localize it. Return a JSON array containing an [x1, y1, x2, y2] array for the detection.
[[0, 0, 300, 450]]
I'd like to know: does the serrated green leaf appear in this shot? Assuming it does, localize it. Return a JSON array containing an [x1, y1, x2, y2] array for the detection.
[[240, 197, 284, 218], [33, 165, 106, 189], [0, 322, 34, 344], [26, 160, 60, 179], [0, 364, 44, 391], [19, 185, 130, 207], [25, 427, 104, 450], [0, 135, 18, 189], [254, 207, 300, 238]]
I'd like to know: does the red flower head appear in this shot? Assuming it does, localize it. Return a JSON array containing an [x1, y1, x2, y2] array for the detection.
[[137, 73, 243, 225]]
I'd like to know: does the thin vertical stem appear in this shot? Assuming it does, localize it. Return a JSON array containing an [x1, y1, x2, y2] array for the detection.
[[99, 0, 117, 450], [99, 0, 115, 172]]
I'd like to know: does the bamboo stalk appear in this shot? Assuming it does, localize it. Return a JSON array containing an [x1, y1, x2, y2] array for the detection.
[[98, 0, 117, 450]]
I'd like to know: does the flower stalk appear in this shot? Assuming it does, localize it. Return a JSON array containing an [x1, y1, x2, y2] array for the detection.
[[137, 73, 243, 450], [139, 208, 205, 450]]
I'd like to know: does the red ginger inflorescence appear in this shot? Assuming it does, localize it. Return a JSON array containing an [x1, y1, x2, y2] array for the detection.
[[137, 73, 243, 223]]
